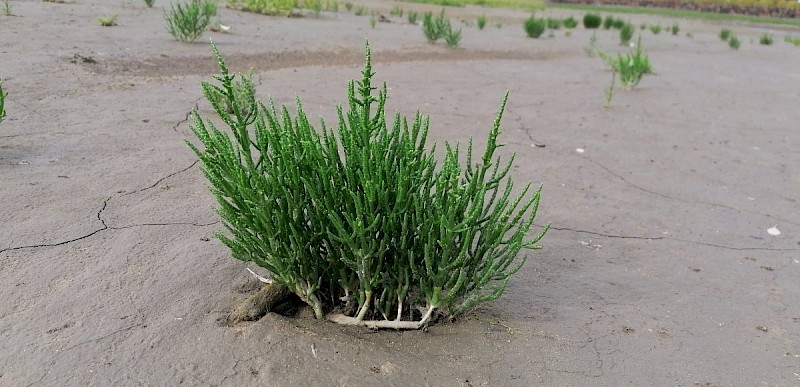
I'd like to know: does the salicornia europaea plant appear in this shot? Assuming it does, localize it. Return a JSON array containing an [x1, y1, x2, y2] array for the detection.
[[188, 42, 548, 329]]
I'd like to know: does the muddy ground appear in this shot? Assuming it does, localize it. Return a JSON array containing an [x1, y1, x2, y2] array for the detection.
[[1, 0, 799, 385]]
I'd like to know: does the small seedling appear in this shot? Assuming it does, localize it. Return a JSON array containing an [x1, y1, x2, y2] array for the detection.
[[422, 10, 450, 44], [583, 13, 601, 29], [670, 23, 679, 35], [563, 16, 577, 29], [719, 28, 731, 41], [603, 15, 613, 30], [600, 37, 651, 90], [98, 14, 118, 26], [619, 23, 633, 45], [0, 80, 6, 123], [344, 1, 351, 11], [611, 17, 625, 30], [164, 0, 215, 42], [584, 31, 598, 57], [369, 14, 376, 28], [390, 5, 403, 17], [354, 6, 365, 15], [639, 23, 646, 30], [759, 33, 773, 45], [524, 16, 545, 38], [477, 14, 486, 30], [3, 0, 13, 15], [143, 0, 155, 7], [649, 24, 661, 35], [785, 36, 800, 46], [546, 17, 561, 30], [407, 10, 418, 24], [444, 27, 461, 48], [728, 34, 740, 49], [604, 70, 616, 108]]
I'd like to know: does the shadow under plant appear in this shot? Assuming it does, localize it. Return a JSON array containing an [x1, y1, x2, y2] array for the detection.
[[187, 42, 549, 330]]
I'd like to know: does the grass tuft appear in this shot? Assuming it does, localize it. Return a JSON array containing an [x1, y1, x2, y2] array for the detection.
[[164, 0, 215, 42], [98, 14, 118, 26], [524, 15, 545, 38]]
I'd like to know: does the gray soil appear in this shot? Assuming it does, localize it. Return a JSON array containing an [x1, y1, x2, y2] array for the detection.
[[1, 1, 799, 385]]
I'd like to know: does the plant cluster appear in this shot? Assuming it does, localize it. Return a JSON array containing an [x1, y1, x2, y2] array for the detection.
[[207, 70, 256, 115], [603, 15, 624, 30], [583, 13, 601, 29], [165, 0, 216, 42], [619, 23, 633, 45], [390, 5, 403, 17], [3, 0, 13, 15], [422, 10, 461, 48], [649, 24, 661, 34], [785, 35, 800, 46], [563, 16, 577, 29], [477, 14, 486, 29], [524, 16, 545, 38], [728, 34, 740, 49], [719, 28, 732, 40], [189, 42, 548, 329], [227, 0, 295, 16], [144, 0, 155, 7], [369, 14, 376, 28], [759, 33, 773, 45], [407, 10, 419, 24], [670, 23, 679, 35], [599, 37, 652, 91], [98, 14, 118, 26]]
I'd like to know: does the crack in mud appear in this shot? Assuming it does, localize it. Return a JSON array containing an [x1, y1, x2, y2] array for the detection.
[[582, 156, 800, 228], [172, 97, 202, 132], [121, 159, 199, 197]]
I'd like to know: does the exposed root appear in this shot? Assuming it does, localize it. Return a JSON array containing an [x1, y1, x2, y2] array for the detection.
[[228, 283, 292, 324], [328, 305, 436, 330]]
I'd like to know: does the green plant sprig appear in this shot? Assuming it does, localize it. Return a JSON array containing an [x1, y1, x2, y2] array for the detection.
[[164, 0, 216, 42], [188, 42, 548, 329], [0, 80, 6, 123]]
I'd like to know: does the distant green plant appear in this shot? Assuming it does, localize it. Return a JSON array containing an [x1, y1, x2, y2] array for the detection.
[[759, 33, 773, 45], [3, 0, 13, 15], [422, 10, 451, 43], [604, 70, 616, 108], [545, 17, 561, 29], [0, 80, 6, 123], [583, 13, 601, 28], [228, 0, 295, 16], [444, 26, 462, 47], [611, 17, 625, 29], [640, 23, 646, 30], [165, 0, 215, 42], [189, 42, 548, 329], [407, 10, 418, 24], [390, 5, 403, 17], [728, 34, 740, 49], [324, 0, 338, 12], [477, 14, 486, 29], [354, 5, 366, 15], [719, 28, 731, 41], [369, 14, 376, 28], [584, 31, 598, 56], [670, 23, 679, 35], [599, 37, 651, 90], [785, 35, 800, 46], [143, 0, 155, 6], [344, 1, 351, 10], [649, 24, 661, 34], [563, 16, 577, 28], [98, 14, 118, 26], [619, 23, 633, 45], [524, 16, 545, 38], [603, 15, 613, 29], [300, 0, 322, 16], [686, 31, 693, 38]]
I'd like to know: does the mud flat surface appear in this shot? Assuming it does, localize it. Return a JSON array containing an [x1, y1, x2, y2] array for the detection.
[[1, 1, 799, 385]]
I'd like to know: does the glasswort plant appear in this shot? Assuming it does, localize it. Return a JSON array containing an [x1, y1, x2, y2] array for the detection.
[[188, 42, 548, 329], [164, 0, 214, 42]]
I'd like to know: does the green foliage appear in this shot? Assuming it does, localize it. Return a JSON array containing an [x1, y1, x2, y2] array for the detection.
[[649, 24, 661, 34], [298, 0, 322, 16], [719, 28, 731, 41], [603, 15, 613, 29], [728, 34, 740, 49], [545, 17, 561, 29], [619, 23, 633, 45], [189, 42, 548, 328], [582, 13, 601, 29], [611, 17, 625, 29], [3, 0, 13, 16], [0, 80, 6, 124], [477, 14, 486, 29], [369, 14, 376, 28], [354, 5, 366, 15], [165, 0, 216, 42], [563, 16, 577, 28], [227, 0, 296, 16], [524, 16, 545, 38], [670, 23, 679, 35], [759, 33, 773, 45], [604, 70, 616, 108], [390, 5, 403, 17], [422, 10, 453, 44], [785, 35, 800, 46], [206, 70, 256, 115], [407, 10, 419, 24], [584, 31, 598, 57], [444, 26, 462, 47], [98, 14, 118, 26], [344, 1, 351, 10], [599, 37, 651, 90], [144, 0, 155, 6]]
